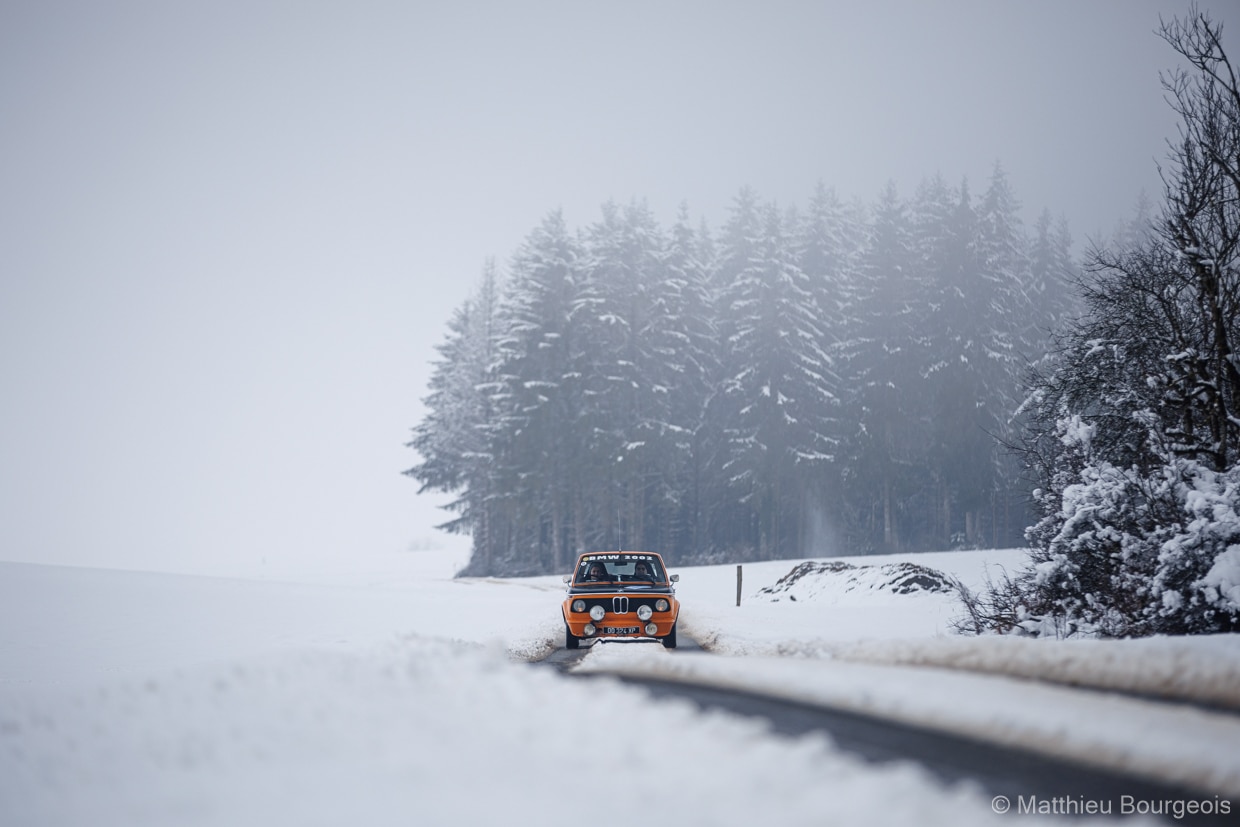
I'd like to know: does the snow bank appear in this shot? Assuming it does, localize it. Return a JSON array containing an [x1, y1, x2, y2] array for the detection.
[[824, 634, 1240, 711], [577, 645, 1240, 798]]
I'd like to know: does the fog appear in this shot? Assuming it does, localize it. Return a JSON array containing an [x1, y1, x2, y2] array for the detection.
[[0, 0, 1221, 576]]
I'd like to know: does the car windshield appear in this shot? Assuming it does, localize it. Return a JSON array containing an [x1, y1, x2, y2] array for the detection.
[[573, 555, 665, 586]]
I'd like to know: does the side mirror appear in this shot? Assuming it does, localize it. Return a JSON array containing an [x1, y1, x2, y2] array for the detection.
[[562, 574, 571, 584], [670, 574, 679, 582]]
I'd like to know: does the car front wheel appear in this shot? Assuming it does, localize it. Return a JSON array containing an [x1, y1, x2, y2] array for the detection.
[[565, 625, 581, 650], [661, 623, 677, 649]]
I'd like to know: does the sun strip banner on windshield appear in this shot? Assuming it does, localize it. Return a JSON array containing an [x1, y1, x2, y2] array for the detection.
[[579, 553, 657, 564]]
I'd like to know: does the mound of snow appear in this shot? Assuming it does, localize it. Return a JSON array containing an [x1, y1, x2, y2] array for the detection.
[[755, 560, 954, 604]]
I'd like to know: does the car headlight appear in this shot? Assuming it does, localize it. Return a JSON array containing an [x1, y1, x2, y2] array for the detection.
[[637, 605, 653, 621], [571, 599, 586, 613], [583, 623, 597, 636], [655, 599, 669, 612], [589, 605, 606, 621], [645, 623, 658, 635]]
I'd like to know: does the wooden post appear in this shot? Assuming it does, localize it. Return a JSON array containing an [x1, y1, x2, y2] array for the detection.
[[736, 565, 743, 607]]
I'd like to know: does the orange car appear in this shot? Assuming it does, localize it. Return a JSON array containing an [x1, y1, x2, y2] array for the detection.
[[561, 551, 681, 649]]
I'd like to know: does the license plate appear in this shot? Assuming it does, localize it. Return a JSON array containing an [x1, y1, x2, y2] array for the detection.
[[603, 626, 639, 634]]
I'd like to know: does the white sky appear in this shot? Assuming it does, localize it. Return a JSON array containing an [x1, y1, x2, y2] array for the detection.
[[0, 0, 1226, 575]]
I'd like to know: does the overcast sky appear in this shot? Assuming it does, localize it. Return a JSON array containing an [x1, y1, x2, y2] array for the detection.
[[0, 0, 1228, 577]]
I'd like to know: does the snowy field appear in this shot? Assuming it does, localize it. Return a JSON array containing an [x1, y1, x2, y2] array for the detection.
[[2, 546, 1238, 825]]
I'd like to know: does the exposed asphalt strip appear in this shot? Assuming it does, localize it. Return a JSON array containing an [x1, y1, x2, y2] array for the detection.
[[615, 675, 1234, 824], [540, 646, 1233, 824]]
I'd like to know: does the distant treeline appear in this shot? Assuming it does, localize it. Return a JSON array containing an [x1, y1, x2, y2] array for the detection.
[[408, 166, 1127, 576]]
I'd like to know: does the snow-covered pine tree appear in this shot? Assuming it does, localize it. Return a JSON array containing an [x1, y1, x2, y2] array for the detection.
[[575, 199, 673, 553], [846, 181, 922, 553], [488, 210, 584, 574], [1026, 208, 1078, 344], [912, 174, 974, 549], [793, 182, 865, 554], [405, 261, 500, 574], [972, 163, 1034, 547], [717, 200, 840, 558], [643, 202, 719, 562]]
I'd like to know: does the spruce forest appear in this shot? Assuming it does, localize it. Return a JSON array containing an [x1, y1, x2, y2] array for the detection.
[[409, 166, 1092, 576]]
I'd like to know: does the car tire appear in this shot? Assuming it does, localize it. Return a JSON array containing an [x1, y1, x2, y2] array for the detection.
[[565, 625, 580, 650], [661, 623, 677, 649]]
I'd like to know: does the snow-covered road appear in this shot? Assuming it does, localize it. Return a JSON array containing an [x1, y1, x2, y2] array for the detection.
[[2, 547, 1236, 825]]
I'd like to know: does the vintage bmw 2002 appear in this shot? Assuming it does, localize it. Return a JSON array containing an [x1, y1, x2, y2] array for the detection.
[[561, 551, 680, 649]]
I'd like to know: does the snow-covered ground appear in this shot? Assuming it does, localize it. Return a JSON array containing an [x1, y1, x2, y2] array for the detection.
[[2, 546, 1237, 825]]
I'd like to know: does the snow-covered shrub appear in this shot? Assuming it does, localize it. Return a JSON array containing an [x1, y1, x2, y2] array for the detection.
[[1152, 462, 1240, 634], [992, 414, 1240, 638], [1019, 415, 1166, 636]]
